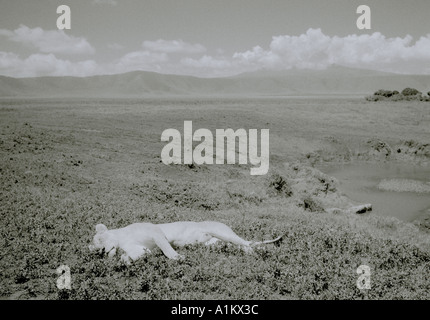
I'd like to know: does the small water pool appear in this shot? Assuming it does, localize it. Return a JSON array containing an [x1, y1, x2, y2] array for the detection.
[[317, 162, 430, 222]]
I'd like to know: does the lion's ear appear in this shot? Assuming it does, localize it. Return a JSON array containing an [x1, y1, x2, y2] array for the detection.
[[96, 224, 108, 234]]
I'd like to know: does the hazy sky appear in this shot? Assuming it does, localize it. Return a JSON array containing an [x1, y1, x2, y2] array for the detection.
[[1, 0, 430, 77]]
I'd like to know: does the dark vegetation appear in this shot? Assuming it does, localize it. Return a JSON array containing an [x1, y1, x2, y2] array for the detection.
[[366, 88, 430, 101]]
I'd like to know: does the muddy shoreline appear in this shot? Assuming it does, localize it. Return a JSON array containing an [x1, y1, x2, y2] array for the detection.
[[303, 137, 430, 230]]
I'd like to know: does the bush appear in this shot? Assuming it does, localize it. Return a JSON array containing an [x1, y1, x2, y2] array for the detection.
[[375, 89, 398, 98], [374, 89, 395, 98], [401, 88, 421, 96], [365, 95, 379, 102], [300, 197, 325, 212], [366, 88, 429, 102], [267, 173, 293, 197], [374, 90, 400, 97]]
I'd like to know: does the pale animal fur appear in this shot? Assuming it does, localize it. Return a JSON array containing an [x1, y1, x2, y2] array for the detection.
[[89, 221, 282, 263]]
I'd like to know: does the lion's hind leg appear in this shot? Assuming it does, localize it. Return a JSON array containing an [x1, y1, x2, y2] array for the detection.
[[203, 222, 253, 252]]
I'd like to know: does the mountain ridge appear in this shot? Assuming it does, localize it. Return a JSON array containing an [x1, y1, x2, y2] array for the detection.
[[1, 66, 429, 97]]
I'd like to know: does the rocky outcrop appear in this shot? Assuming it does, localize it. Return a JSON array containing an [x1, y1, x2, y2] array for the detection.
[[326, 203, 372, 215]]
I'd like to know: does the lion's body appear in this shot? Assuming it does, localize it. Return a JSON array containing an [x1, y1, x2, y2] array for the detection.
[[89, 221, 282, 263]]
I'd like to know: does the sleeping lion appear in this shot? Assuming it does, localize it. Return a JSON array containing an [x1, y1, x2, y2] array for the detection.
[[89, 221, 282, 263]]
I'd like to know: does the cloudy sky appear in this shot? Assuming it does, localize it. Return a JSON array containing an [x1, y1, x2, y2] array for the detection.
[[1, 0, 430, 78]]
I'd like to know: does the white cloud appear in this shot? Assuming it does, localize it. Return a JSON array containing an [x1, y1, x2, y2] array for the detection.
[[0, 52, 98, 77], [180, 55, 237, 77], [181, 55, 232, 69], [233, 46, 281, 71], [232, 28, 430, 74], [92, 0, 117, 6], [2, 28, 430, 78], [113, 50, 169, 73], [0, 25, 95, 55], [0, 49, 171, 78], [142, 39, 206, 54]]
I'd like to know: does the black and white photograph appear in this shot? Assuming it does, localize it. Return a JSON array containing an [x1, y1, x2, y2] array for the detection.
[[0, 0, 429, 307]]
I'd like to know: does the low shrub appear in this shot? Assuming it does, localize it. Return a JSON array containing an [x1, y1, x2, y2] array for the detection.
[[367, 88, 429, 102], [267, 172, 293, 197], [401, 87, 421, 96]]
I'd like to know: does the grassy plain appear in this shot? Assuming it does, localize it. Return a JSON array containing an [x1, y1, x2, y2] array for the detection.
[[0, 96, 429, 299]]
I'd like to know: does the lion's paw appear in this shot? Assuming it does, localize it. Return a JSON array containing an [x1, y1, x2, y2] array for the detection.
[[120, 254, 131, 265]]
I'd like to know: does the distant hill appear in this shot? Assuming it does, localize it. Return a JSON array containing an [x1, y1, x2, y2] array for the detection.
[[1, 66, 429, 97]]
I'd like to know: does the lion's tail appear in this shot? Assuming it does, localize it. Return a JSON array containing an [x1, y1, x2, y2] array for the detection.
[[250, 235, 283, 247]]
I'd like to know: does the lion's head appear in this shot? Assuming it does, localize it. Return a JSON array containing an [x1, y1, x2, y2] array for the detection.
[[88, 224, 118, 256]]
